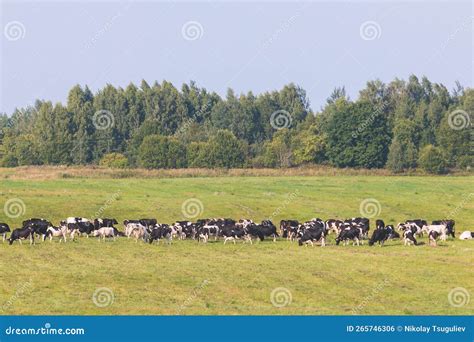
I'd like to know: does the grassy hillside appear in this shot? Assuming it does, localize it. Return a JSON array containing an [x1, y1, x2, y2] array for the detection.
[[0, 173, 472, 315]]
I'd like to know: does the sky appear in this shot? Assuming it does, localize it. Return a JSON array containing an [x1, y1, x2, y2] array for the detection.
[[1, 0, 472, 114]]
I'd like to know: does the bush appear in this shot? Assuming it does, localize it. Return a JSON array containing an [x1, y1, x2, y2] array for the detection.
[[99, 153, 129, 169], [418, 145, 447, 174]]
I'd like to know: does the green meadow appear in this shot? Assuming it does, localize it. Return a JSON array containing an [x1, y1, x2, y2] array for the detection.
[[0, 173, 472, 315]]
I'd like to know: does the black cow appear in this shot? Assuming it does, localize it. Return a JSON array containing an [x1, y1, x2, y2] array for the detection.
[[432, 220, 455, 238], [23, 219, 52, 241], [344, 217, 370, 238], [0, 223, 10, 242], [369, 223, 398, 246], [8, 227, 34, 245], [220, 225, 249, 244], [257, 220, 279, 242], [93, 218, 118, 230]]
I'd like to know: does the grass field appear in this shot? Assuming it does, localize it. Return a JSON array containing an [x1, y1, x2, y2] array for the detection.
[[0, 170, 472, 315]]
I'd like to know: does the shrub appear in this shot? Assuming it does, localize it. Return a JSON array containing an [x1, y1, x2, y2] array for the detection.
[[418, 145, 447, 174], [99, 153, 129, 169]]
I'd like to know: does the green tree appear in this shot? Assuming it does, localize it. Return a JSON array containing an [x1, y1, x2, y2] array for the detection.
[[206, 130, 244, 168], [418, 145, 447, 174]]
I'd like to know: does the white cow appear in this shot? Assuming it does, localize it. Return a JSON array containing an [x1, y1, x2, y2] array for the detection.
[[422, 224, 448, 241], [46, 226, 67, 243], [459, 231, 473, 240], [92, 227, 116, 242]]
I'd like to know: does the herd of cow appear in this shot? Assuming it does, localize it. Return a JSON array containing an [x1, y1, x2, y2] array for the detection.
[[0, 216, 472, 247]]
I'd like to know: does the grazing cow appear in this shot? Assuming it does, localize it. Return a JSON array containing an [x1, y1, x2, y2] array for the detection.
[[258, 220, 279, 242], [280, 220, 299, 239], [149, 224, 173, 244], [325, 219, 344, 235], [220, 225, 250, 244], [201, 224, 220, 241], [432, 220, 455, 238], [8, 227, 35, 245], [403, 229, 418, 246], [0, 223, 11, 242], [343, 218, 369, 238], [124, 223, 148, 242], [46, 226, 67, 242], [336, 226, 362, 246], [459, 231, 474, 240], [369, 223, 397, 246], [23, 218, 53, 241], [92, 227, 116, 241], [422, 224, 448, 242], [67, 221, 94, 237], [298, 222, 327, 247], [429, 230, 441, 246]]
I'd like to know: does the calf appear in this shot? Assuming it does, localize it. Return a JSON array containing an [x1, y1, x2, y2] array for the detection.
[[403, 229, 418, 246], [8, 227, 34, 245], [459, 231, 473, 240], [0, 223, 11, 242], [429, 230, 441, 247]]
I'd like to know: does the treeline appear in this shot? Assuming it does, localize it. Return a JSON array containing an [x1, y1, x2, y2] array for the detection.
[[0, 76, 472, 173]]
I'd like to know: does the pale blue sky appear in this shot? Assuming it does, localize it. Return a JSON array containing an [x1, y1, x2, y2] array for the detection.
[[1, 0, 472, 114]]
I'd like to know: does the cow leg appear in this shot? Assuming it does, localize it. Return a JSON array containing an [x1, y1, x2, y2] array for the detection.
[[355, 238, 359, 246], [19, 239, 23, 245], [321, 237, 325, 247]]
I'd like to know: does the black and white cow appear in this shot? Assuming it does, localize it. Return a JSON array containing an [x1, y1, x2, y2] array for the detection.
[[149, 224, 173, 244], [67, 221, 95, 237], [422, 224, 448, 242], [23, 218, 53, 241], [0, 223, 11, 242], [46, 226, 67, 242], [403, 229, 418, 246], [280, 220, 299, 240], [344, 217, 370, 238], [459, 231, 474, 240], [325, 219, 344, 235], [8, 227, 35, 245], [336, 226, 363, 246], [432, 220, 455, 238], [298, 220, 327, 247], [220, 225, 250, 244], [93, 218, 118, 230]]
